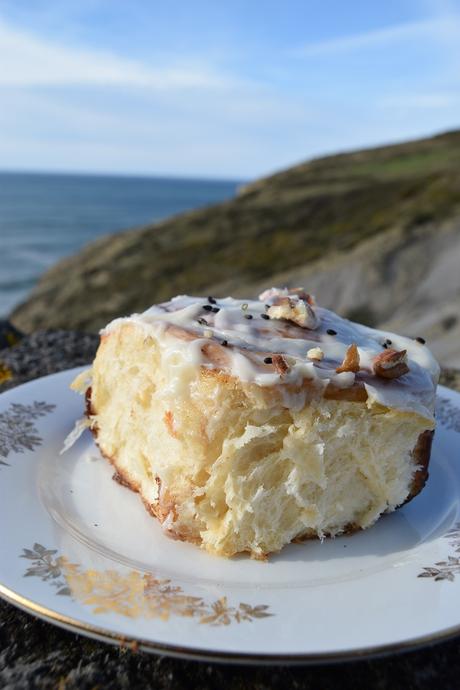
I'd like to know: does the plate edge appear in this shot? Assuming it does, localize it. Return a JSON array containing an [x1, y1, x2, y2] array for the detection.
[[1, 581, 460, 666]]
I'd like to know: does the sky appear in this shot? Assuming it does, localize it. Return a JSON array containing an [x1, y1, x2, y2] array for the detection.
[[0, 0, 459, 179]]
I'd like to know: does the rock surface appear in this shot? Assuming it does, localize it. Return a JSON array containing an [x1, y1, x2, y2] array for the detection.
[[0, 330, 99, 391], [0, 333, 460, 688], [10, 131, 460, 367]]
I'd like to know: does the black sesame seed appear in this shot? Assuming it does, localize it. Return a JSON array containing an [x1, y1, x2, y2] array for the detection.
[[416, 336, 426, 344], [265, 304, 270, 310], [202, 304, 213, 311], [326, 329, 337, 336], [244, 314, 253, 320], [197, 318, 207, 325], [386, 339, 392, 345], [261, 313, 270, 320], [208, 296, 217, 304], [383, 343, 388, 349], [264, 356, 273, 364], [221, 340, 228, 347], [212, 307, 220, 313]]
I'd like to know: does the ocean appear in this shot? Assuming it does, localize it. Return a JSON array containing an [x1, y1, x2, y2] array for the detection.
[[0, 172, 240, 319]]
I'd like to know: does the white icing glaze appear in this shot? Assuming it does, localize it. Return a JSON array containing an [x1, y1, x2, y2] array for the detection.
[[102, 289, 439, 423]]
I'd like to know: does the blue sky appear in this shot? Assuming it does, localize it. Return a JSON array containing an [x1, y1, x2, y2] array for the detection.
[[0, 0, 459, 179]]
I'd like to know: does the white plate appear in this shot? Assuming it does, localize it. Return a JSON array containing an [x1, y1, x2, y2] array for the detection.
[[1, 368, 460, 664]]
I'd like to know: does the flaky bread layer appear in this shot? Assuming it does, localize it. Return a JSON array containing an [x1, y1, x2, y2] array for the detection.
[[84, 322, 434, 558]]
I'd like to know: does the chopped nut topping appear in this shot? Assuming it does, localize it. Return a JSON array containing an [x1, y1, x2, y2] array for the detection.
[[307, 347, 324, 361], [203, 329, 213, 338], [336, 343, 360, 373], [267, 296, 319, 329], [373, 349, 409, 379], [272, 354, 289, 375]]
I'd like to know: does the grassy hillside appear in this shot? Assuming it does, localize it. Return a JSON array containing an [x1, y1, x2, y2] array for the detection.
[[11, 130, 460, 333]]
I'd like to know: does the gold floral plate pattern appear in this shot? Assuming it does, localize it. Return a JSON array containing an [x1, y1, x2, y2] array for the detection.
[[1, 367, 460, 663]]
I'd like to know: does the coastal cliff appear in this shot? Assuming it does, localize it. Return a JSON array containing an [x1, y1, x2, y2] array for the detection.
[[10, 130, 460, 365]]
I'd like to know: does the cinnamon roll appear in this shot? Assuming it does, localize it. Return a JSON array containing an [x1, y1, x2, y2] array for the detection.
[[72, 288, 439, 558]]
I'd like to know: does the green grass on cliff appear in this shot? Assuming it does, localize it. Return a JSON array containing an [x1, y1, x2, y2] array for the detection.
[[11, 130, 460, 332]]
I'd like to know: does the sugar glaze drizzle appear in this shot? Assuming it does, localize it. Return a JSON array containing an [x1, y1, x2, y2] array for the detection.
[[102, 288, 439, 423]]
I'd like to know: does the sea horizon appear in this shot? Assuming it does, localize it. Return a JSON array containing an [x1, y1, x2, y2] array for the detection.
[[0, 169, 244, 184]]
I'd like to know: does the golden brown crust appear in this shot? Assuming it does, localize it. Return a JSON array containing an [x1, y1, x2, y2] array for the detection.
[[403, 429, 434, 504], [85, 385, 95, 417], [112, 470, 136, 491]]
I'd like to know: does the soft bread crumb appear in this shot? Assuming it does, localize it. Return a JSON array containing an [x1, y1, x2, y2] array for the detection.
[[85, 322, 432, 558]]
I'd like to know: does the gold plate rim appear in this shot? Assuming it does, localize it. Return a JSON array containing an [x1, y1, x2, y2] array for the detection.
[[2, 580, 460, 665]]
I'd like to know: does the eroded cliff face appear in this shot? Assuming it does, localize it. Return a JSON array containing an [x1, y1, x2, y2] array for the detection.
[[9, 131, 460, 365], [238, 218, 460, 367]]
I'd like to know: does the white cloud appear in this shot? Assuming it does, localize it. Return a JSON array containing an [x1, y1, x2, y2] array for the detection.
[[0, 18, 232, 89], [0, 71, 315, 178], [295, 17, 455, 57], [0, 10, 459, 178]]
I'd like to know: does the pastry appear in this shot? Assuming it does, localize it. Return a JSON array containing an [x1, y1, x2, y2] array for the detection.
[[72, 288, 439, 558]]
